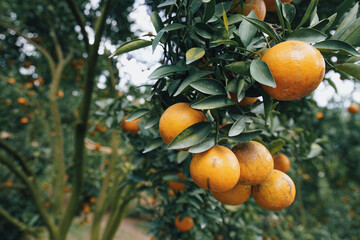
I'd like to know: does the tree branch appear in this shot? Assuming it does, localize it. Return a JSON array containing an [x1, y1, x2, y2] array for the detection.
[[0, 140, 33, 176], [0, 17, 56, 73], [65, 0, 90, 52], [50, 28, 64, 62]]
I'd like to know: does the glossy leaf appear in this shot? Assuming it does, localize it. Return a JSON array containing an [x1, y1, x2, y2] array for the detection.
[[282, 3, 296, 24], [226, 130, 262, 142], [228, 117, 245, 137], [191, 95, 234, 110], [167, 122, 211, 150], [158, 0, 176, 8], [150, 11, 164, 33], [225, 61, 250, 75], [204, 0, 216, 22], [297, 0, 319, 29], [144, 116, 159, 129], [125, 109, 150, 122], [190, 79, 226, 95], [313, 40, 360, 56], [332, 2, 359, 40], [186, 48, 206, 65], [269, 139, 285, 154], [286, 28, 326, 43], [188, 137, 216, 153], [110, 39, 152, 58], [238, 11, 257, 47], [243, 17, 280, 42], [250, 59, 276, 87], [174, 71, 213, 96], [338, 17, 360, 47], [334, 63, 360, 80], [143, 138, 164, 153], [148, 65, 188, 79], [310, 13, 337, 32]]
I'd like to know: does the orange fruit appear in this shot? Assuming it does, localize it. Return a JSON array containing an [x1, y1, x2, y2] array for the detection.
[[17, 97, 26, 104], [121, 114, 141, 135], [348, 103, 359, 114], [252, 169, 296, 210], [315, 112, 323, 119], [211, 182, 251, 205], [8, 78, 16, 84], [232, 141, 273, 185], [261, 41, 325, 101], [230, 93, 258, 106], [35, 77, 44, 85], [273, 153, 290, 173], [174, 215, 194, 232], [20, 117, 29, 124], [231, 0, 266, 21], [168, 173, 186, 191], [190, 145, 240, 192], [57, 90, 64, 98], [264, 0, 292, 12], [89, 197, 97, 204], [82, 203, 91, 213], [159, 103, 207, 148]]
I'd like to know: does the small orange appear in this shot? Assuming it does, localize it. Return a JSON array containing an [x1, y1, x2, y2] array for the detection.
[[169, 189, 175, 197], [190, 145, 240, 192], [264, 0, 292, 12], [8, 78, 16, 84], [168, 173, 186, 192], [273, 153, 290, 173], [82, 203, 91, 213], [17, 97, 26, 104], [229, 93, 258, 106], [232, 141, 273, 185], [121, 114, 141, 135], [20, 117, 29, 124], [348, 103, 359, 114], [85, 216, 91, 223], [174, 215, 194, 232], [57, 90, 64, 98], [89, 197, 97, 204], [231, 0, 266, 21], [35, 77, 44, 85], [159, 103, 207, 148], [211, 182, 251, 205], [252, 169, 296, 210], [261, 41, 325, 101], [315, 112, 323, 119]]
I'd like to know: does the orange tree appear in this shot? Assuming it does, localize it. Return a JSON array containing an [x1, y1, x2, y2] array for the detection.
[[110, 0, 360, 239]]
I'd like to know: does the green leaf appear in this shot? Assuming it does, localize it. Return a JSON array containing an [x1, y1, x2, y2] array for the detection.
[[210, 40, 239, 47], [188, 137, 215, 153], [268, 139, 285, 154], [222, 4, 229, 32], [282, 3, 296, 24], [204, 0, 216, 22], [228, 117, 245, 137], [110, 39, 152, 58], [190, 79, 226, 95], [332, 2, 359, 40], [152, 31, 165, 52], [144, 116, 159, 129], [168, 122, 211, 150], [227, 14, 244, 25], [158, 0, 176, 8], [326, 78, 338, 93], [250, 59, 276, 87], [191, 95, 234, 110], [238, 11, 258, 47], [209, 1, 233, 22], [150, 11, 164, 33], [307, 143, 322, 158], [334, 63, 360, 80], [297, 0, 319, 29], [285, 28, 326, 43], [162, 174, 182, 181], [125, 109, 150, 122], [162, 23, 187, 32], [186, 48, 206, 65], [261, 90, 272, 121], [275, 0, 286, 35], [225, 61, 250, 75], [177, 151, 190, 163], [313, 40, 360, 56], [226, 130, 262, 142], [148, 65, 188, 79], [236, 79, 245, 100], [338, 17, 360, 47], [243, 17, 280, 42], [143, 138, 164, 153], [310, 13, 337, 32], [174, 71, 213, 96]]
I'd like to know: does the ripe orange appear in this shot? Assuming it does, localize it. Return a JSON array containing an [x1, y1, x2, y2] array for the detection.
[[168, 173, 186, 192], [121, 114, 141, 134], [211, 182, 251, 205], [89, 197, 97, 204], [174, 215, 194, 232], [20, 117, 29, 124], [315, 112, 323, 119], [82, 203, 91, 213], [273, 153, 290, 173], [8, 78, 16, 84], [229, 93, 258, 106], [232, 141, 273, 185], [261, 41, 325, 101], [57, 90, 64, 98], [231, 0, 266, 21], [17, 97, 26, 104], [190, 145, 240, 192], [264, 0, 292, 12], [348, 103, 359, 114], [252, 169, 296, 210], [159, 103, 207, 148]]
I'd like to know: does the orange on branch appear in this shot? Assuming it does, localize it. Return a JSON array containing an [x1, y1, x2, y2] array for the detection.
[[17, 97, 26, 104], [273, 153, 290, 173], [232, 141, 273, 185], [168, 173, 186, 192], [261, 41, 325, 101], [252, 169, 296, 210], [175, 216, 194, 232], [264, 0, 292, 12], [121, 114, 141, 134], [348, 103, 359, 114], [316, 112, 323, 119], [230, 93, 258, 106], [231, 0, 266, 21], [159, 102, 207, 149], [20, 117, 29, 124], [190, 145, 240, 192], [8, 78, 16, 84], [211, 182, 251, 205]]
